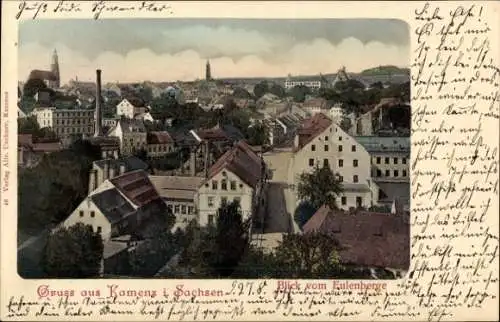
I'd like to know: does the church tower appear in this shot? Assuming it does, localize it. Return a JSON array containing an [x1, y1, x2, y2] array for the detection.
[[205, 60, 212, 81], [50, 49, 60, 88]]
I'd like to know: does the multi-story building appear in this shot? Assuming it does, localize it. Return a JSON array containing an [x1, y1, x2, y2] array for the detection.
[[292, 113, 379, 210], [146, 131, 176, 158], [108, 118, 147, 156], [116, 98, 149, 119], [197, 140, 267, 227], [31, 107, 95, 137]]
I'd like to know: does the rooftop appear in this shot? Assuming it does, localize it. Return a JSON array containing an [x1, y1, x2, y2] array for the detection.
[[110, 170, 161, 208], [149, 175, 204, 201], [296, 113, 333, 149], [354, 136, 410, 153], [90, 188, 135, 224], [303, 206, 410, 270], [147, 131, 174, 145]]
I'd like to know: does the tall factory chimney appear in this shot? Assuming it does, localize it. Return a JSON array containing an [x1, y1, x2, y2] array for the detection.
[[94, 69, 103, 137]]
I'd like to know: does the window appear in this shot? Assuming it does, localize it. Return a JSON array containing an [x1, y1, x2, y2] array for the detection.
[[323, 159, 329, 167], [394, 157, 398, 164], [97, 226, 102, 233], [79, 211, 84, 217], [311, 144, 316, 151], [338, 159, 343, 167], [90, 211, 95, 218], [188, 206, 194, 214], [324, 145, 329, 152], [353, 175, 359, 183], [338, 145, 343, 152], [208, 197, 214, 207], [351, 145, 356, 152], [353, 159, 358, 167], [385, 170, 390, 177], [174, 205, 180, 213], [341, 197, 347, 205], [338, 175, 344, 182], [234, 197, 241, 204], [239, 183, 244, 188], [394, 170, 399, 177], [208, 215, 214, 226], [221, 180, 228, 190], [356, 197, 362, 208], [376, 169, 382, 177], [205, 183, 209, 187], [309, 158, 314, 166], [230, 181, 237, 190], [221, 197, 228, 205], [167, 204, 173, 212], [402, 158, 407, 164], [339, 136, 342, 141], [403, 170, 407, 177], [385, 157, 390, 164], [376, 157, 381, 164], [212, 180, 218, 190], [324, 136, 328, 141]]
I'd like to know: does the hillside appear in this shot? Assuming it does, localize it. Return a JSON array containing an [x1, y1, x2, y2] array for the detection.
[[360, 65, 410, 76]]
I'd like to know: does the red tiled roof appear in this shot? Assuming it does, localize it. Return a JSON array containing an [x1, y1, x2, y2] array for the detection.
[[32, 142, 63, 153], [303, 98, 327, 108], [147, 131, 174, 144], [196, 128, 229, 141], [206, 140, 263, 188], [110, 170, 161, 207], [18, 134, 33, 147], [28, 70, 57, 81], [296, 113, 332, 149], [303, 206, 410, 270]]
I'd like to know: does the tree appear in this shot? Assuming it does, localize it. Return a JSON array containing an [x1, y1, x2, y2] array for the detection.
[[232, 87, 253, 99], [268, 83, 286, 98], [42, 223, 103, 278], [246, 123, 269, 146], [334, 79, 366, 92], [209, 201, 249, 277], [273, 233, 342, 278], [289, 85, 311, 103], [253, 81, 269, 99], [297, 164, 344, 210], [23, 78, 48, 98]]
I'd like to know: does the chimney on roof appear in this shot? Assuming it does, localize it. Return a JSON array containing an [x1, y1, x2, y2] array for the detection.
[[204, 141, 210, 178], [103, 159, 110, 182], [119, 163, 126, 175], [94, 69, 103, 137]]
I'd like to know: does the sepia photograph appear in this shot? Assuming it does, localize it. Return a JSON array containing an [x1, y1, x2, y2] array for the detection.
[[17, 18, 411, 280]]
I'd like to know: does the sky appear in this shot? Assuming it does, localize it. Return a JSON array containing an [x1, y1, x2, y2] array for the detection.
[[18, 19, 410, 84]]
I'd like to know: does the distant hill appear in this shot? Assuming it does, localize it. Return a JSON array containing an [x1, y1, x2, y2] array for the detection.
[[360, 66, 410, 76]]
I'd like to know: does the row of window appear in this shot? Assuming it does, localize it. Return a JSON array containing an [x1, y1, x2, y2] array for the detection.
[[375, 156, 407, 165], [207, 196, 241, 208], [167, 204, 194, 215], [55, 127, 92, 134], [311, 142, 356, 152], [56, 119, 92, 125], [309, 158, 359, 168], [55, 112, 93, 118], [376, 169, 408, 177], [79, 210, 95, 218], [148, 145, 174, 153], [205, 180, 243, 191]]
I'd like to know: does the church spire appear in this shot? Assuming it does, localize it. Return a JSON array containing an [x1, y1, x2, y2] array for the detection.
[[50, 48, 60, 88], [205, 60, 212, 81]]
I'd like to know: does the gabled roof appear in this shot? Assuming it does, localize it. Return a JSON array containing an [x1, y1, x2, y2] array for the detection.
[[206, 140, 263, 188], [109, 170, 161, 207], [28, 70, 57, 81], [296, 113, 333, 149], [195, 128, 229, 141], [303, 206, 410, 270], [117, 118, 146, 133], [93, 156, 148, 173], [147, 131, 174, 144], [122, 97, 146, 108], [90, 188, 135, 224]]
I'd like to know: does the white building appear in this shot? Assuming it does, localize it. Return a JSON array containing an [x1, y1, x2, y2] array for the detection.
[[31, 107, 94, 137], [292, 113, 379, 210], [197, 140, 267, 227], [146, 131, 176, 158], [116, 98, 150, 119], [64, 170, 168, 242], [108, 118, 147, 156]]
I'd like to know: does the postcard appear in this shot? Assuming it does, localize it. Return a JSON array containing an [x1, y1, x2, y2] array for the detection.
[[1, 1, 499, 321]]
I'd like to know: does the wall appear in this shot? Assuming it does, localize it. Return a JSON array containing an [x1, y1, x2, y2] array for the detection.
[[63, 199, 113, 241], [197, 169, 253, 226]]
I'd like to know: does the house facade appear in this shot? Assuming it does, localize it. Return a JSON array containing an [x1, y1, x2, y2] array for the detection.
[[31, 107, 94, 137], [116, 98, 149, 119], [292, 113, 379, 210], [197, 141, 267, 227], [108, 119, 147, 156], [146, 131, 176, 158]]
